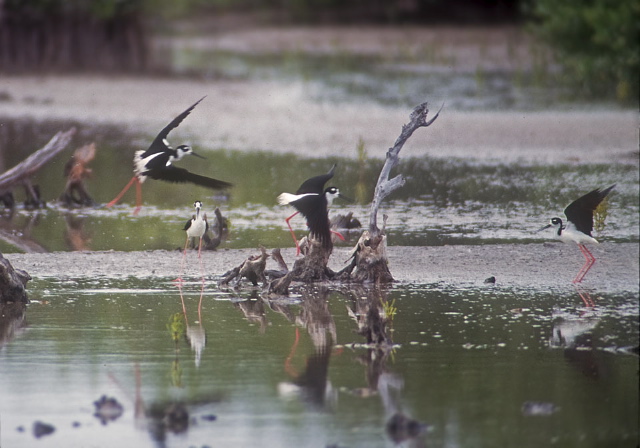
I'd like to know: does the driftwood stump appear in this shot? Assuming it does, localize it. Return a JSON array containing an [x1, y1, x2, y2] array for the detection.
[[0, 253, 30, 304], [343, 102, 440, 283], [220, 246, 269, 288], [202, 208, 228, 250], [222, 103, 439, 291]]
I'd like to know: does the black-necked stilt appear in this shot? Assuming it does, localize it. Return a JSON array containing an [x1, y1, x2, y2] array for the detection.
[[277, 164, 348, 255], [177, 201, 208, 281], [538, 185, 615, 283], [106, 97, 231, 214], [184, 200, 208, 256]]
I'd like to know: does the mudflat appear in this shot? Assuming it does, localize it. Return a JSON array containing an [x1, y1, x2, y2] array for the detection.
[[9, 242, 638, 293], [1, 75, 637, 165]]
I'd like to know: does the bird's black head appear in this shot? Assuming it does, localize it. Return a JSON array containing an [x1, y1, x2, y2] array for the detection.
[[175, 145, 206, 161], [324, 187, 351, 205], [537, 217, 563, 233]]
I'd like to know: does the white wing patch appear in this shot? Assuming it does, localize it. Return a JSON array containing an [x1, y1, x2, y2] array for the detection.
[[134, 150, 164, 182], [277, 192, 317, 205]]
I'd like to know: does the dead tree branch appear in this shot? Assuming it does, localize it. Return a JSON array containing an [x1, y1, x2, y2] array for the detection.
[[0, 128, 76, 207], [369, 103, 440, 234], [343, 103, 441, 283]]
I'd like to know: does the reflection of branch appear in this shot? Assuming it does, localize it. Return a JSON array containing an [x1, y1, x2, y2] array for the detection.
[[0, 213, 49, 253], [369, 103, 440, 234]]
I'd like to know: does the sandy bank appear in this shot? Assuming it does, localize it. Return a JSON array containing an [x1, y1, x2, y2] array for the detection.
[[8, 243, 638, 294], [0, 75, 637, 165]]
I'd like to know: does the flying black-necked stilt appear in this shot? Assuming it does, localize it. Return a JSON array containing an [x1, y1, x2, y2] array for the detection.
[[277, 164, 348, 255], [538, 184, 615, 283], [106, 97, 231, 215]]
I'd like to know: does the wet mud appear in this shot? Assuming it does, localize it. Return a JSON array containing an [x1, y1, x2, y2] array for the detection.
[[8, 242, 638, 292]]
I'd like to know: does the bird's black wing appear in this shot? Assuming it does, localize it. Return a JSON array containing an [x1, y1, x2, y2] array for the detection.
[[564, 184, 615, 235], [148, 165, 232, 190], [140, 96, 206, 158], [183, 218, 193, 231], [292, 194, 332, 248], [296, 164, 336, 195]]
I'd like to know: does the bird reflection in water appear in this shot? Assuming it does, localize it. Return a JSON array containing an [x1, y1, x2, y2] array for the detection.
[[177, 279, 206, 368], [549, 288, 610, 380], [275, 287, 337, 409], [105, 363, 220, 447]]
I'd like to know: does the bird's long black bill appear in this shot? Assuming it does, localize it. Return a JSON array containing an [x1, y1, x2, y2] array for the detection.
[[536, 224, 552, 232], [338, 193, 353, 202], [191, 152, 206, 160]]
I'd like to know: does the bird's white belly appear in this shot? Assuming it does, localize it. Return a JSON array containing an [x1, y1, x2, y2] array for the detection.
[[187, 219, 207, 238], [559, 226, 599, 245]]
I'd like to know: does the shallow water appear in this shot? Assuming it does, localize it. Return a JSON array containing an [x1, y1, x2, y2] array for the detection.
[[0, 117, 638, 254], [1, 277, 638, 447], [0, 35, 638, 447]]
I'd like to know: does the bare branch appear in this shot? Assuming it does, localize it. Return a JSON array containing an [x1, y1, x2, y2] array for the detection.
[[368, 103, 441, 233], [0, 128, 76, 193]]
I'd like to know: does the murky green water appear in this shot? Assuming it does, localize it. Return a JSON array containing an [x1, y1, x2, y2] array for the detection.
[[0, 39, 638, 447], [0, 118, 638, 254], [1, 277, 638, 447]]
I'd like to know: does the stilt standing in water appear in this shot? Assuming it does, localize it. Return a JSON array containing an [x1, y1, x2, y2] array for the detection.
[[178, 201, 208, 280], [277, 164, 348, 255], [538, 185, 615, 283]]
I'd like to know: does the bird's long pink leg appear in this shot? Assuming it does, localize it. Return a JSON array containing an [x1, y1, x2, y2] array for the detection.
[[284, 327, 301, 378], [197, 277, 205, 320], [575, 286, 595, 307], [133, 178, 143, 216], [197, 236, 204, 276], [174, 238, 190, 284], [106, 176, 137, 208], [285, 211, 301, 255], [177, 282, 188, 319], [573, 244, 596, 284], [331, 230, 346, 241]]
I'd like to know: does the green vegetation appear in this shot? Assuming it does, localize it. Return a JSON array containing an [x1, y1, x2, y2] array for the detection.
[[528, 0, 640, 102]]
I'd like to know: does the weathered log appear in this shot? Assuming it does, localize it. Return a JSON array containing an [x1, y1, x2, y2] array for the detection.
[[202, 208, 228, 250], [268, 238, 336, 295], [223, 103, 439, 289], [0, 252, 30, 304], [0, 128, 76, 208], [220, 246, 269, 288]]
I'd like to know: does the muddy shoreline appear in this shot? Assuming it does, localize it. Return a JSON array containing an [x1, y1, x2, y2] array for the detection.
[[9, 242, 638, 293], [1, 75, 637, 165]]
